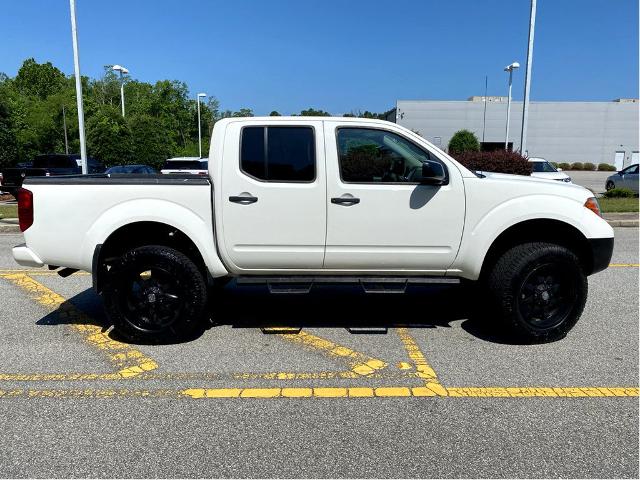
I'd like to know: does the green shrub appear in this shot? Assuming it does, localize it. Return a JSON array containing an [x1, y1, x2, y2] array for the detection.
[[571, 162, 584, 171], [603, 188, 636, 198], [598, 163, 617, 171], [558, 162, 571, 170], [583, 162, 596, 171], [448, 130, 480, 154], [452, 150, 532, 176]]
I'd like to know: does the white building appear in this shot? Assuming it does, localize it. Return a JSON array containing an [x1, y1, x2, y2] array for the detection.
[[387, 97, 639, 169]]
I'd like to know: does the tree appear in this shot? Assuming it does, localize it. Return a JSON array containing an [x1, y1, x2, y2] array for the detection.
[[269, 110, 281, 116], [299, 108, 331, 116], [86, 107, 133, 166], [128, 114, 175, 169], [14, 58, 66, 99], [448, 129, 480, 154], [0, 100, 17, 168]]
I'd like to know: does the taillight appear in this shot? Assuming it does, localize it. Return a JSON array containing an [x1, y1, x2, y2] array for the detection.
[[584, 197, 602, 217], [17, 188, 33, 232]]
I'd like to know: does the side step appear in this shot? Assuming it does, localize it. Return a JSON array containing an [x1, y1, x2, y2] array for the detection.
[[236, 276, 459, 294]]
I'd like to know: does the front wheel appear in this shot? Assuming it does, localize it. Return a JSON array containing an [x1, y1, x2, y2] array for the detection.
[[103, 245, 208, 343], [606, 180, 615, 191], [487, 242, 587, 343]]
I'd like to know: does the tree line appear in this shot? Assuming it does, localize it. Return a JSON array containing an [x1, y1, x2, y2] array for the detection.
[[0, 58, 393, 169]]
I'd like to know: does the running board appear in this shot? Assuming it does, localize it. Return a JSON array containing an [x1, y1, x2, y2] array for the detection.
[[236, 276, 459, 294]]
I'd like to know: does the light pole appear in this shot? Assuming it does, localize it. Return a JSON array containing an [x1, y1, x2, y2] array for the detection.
[[112, 64, 129, 117], [69, 0, 87, 174], [520, 0, 537, 155], [197, 93, 207, 158], [504, 62, 520, 150]]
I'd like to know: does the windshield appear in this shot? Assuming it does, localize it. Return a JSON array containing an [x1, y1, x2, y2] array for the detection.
[[531, 161, 557, 173], [163, 160, 207, 170]]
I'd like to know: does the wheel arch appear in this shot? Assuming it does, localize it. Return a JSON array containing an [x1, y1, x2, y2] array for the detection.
[[93, 221, 223, 293], [478, 219, 594, 281]]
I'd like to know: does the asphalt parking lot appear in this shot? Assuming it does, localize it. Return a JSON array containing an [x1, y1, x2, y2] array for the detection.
[[0, 229, 637, 478]]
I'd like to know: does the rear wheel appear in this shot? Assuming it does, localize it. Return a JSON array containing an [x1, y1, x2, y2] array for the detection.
[[103, 245, 208, 343], [487, 242, 587, 342]]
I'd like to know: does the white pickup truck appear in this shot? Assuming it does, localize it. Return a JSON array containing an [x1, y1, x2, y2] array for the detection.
[[13, 117, 614, 343]]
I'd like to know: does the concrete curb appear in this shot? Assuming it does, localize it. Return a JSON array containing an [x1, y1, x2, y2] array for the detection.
[[0, 219, 19, 233]]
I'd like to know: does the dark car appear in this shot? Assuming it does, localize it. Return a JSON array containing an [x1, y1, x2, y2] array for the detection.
[[1, 154, 105, 191], [106, 165, 157, 175]]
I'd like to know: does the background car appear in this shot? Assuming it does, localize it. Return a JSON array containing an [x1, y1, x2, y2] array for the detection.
[[528, 157, 572, 183], [106, 165, 157, 175], [1, 154, 104, 191], [606, 164, 639, 193], [160, 157, 208, 175]]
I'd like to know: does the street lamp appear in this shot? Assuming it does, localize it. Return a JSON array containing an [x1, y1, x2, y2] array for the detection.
[[197, 93, 207, 158], [504, 62, 520, 150], [112, 64, 129, 117]]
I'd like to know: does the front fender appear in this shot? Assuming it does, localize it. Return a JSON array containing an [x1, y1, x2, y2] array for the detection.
[[451, 194, 614, 280], [80, 198, 228, 277]]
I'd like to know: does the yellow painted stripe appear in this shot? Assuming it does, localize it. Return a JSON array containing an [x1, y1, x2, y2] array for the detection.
[[445, 387, 640, 397], [0, 269, 90, 276], [0, 386, 636, 399], [608, 264, 640, 267], [276, 331, 387, 376], [0, 273, 158, 378], [395, 327, 440, 385]]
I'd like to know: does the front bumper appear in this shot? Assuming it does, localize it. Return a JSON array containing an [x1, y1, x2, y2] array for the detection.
[[588, 237, 614, 275], [12, 243, 44, 267]]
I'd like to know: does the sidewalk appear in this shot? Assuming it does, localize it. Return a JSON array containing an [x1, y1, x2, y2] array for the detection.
[[603, 212, 639, 227], [1, 213, 637, 234], [0, 218, 19, 233]]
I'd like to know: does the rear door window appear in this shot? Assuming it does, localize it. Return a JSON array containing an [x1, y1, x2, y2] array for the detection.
[[240, 126, 315, 182]]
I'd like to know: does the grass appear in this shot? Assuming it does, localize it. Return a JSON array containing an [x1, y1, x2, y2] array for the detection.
[[599, 197, 639, 213], [0, 204, 18, 219]]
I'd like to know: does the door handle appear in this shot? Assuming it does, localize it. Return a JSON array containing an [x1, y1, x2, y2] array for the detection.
[[331, 197, 360, 206], [229, 195, 258, 204]]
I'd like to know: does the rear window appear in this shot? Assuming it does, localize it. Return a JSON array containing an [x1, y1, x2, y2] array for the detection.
[[240, 126, 315, 182], [163, 160, 207, 170]]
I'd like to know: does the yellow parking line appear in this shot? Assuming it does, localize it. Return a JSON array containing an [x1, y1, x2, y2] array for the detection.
[[608, 264, 640, 267], [396, 327, 446, 394], [1, 386, 636, 399], [0, 273, 158, 378], [0, 269, 90, 275], [276, 331, 388, 376]]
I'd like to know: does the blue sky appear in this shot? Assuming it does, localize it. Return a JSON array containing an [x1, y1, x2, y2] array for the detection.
[[1, 0, 637, 115]]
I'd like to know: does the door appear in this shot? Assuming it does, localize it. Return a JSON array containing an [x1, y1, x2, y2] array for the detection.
[[614, 151, 625, 171], [323, 123, 465, 272], [220, 120, 326, 271]]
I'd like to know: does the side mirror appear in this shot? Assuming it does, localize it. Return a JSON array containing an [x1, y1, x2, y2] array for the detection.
[[418, 160, 447, 185]]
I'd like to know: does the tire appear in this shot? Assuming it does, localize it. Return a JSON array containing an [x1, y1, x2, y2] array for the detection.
[[103, 245, 208, 343], [606, 180, 615, 191], [486, 242, 587, 343]]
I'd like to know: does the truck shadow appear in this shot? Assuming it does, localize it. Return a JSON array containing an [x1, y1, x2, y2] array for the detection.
[[36, 282, 519, 345]]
